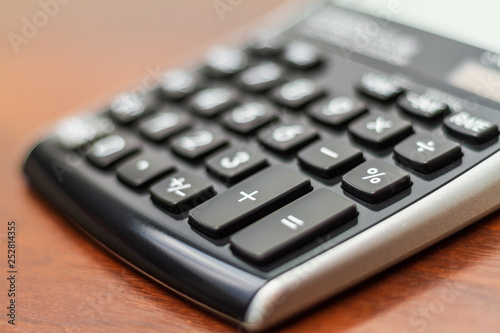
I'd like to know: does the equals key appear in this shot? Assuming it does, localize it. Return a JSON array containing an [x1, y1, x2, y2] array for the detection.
[[230, 189, 358, 264]]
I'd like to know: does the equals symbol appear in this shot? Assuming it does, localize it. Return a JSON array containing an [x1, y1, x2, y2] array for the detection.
[[281, 215, 304, 230]]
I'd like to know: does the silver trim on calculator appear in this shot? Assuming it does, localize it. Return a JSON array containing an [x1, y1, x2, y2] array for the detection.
[[243, 151, 500, 331]]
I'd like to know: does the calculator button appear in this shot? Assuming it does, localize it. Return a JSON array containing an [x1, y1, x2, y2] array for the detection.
[[117, 151, 176, 187], [248, 32, 285, 56], [309, 96, 367, 127], [358, 73, 404, 101], [138, 110, 191, 142], [230, 189, 357, 264], [443, 111, 499, 143], [397, 92, 448, 119], [236, 62, 284, 93], [55, 115, 114, 149], [159, 69, 200, 100], [394, 133, 462, 173], [150, 171, 215, 214], [258, 122, 319, 154], [204, 45, 248, 77], [282, 41, 322, 69], [205, 147, 268, 184], [189, 87, 239, 118], [342, 160, 411, 204], [298, 139, 363, 178], [109, 93, 150, 124], [223, 102, 277, 135], [171, 129, 228, 161], [348, 112, 413, 148], [270, 78, 324, 109], [86, 134, 141, 168], [189, 166, 312, 238]]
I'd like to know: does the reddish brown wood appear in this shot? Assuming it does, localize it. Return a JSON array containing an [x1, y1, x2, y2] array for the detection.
[[1, 1, 500, 332]]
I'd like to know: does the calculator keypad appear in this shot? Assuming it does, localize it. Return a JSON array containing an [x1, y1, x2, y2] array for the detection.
[[74, 37, 500, 267]]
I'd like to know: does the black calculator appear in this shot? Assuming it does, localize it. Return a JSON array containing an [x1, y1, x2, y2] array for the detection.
[[23, 0, 500, 330]]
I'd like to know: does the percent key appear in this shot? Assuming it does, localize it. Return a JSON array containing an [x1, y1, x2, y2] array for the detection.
[[342, 160, 411, 203]]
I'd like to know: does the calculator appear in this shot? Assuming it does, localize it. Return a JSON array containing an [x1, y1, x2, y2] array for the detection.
[[23, 0, 500, 330]]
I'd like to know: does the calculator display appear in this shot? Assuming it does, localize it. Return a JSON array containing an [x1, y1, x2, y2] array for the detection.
[[336, 0, 500, 54]]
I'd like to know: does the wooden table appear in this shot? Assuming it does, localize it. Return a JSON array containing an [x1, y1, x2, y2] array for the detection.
[[2, 1, 500, 332]]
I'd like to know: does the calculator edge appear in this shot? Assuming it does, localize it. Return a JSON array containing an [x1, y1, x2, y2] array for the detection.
[[243, 150, 500, 331]]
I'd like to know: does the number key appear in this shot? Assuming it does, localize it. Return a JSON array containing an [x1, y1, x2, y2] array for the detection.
[[223, 102, 277, 135], [205, 147, 268, 184], [270, 79, 324, 109], [171, 129, 228, 161], [258, 122, 319, 154]]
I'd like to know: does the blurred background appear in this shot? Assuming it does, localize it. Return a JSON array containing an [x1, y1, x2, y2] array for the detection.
[[0, 0, 289, 230], [1, 0, 288, 153], [0, 1, 291, 332]]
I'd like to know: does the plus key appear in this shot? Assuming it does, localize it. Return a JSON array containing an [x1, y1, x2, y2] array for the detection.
[[189, 166, 312, 238]]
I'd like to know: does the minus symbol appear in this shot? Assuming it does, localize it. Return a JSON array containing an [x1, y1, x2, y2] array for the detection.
[[320, 146, 339, 159], [7, 271, 17, 273]]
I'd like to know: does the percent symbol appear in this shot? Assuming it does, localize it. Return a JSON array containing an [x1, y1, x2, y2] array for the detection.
[[362, 168, 386, 184]]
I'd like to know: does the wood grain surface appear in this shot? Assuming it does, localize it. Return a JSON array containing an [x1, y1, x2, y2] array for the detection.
[[1, 1, 500, 332]]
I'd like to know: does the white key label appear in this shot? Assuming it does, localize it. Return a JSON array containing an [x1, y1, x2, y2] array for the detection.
[[167, 177, 192, 197], [366, 116, 393, 133], [238, 191, 258, 202], [272, 125, 304, 142], [93, 135, 126, 157], [232, 103, 266, 124], [281, 215, 304, 230], [178, 131, 213, 151], [220, 151, 251, 169]]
